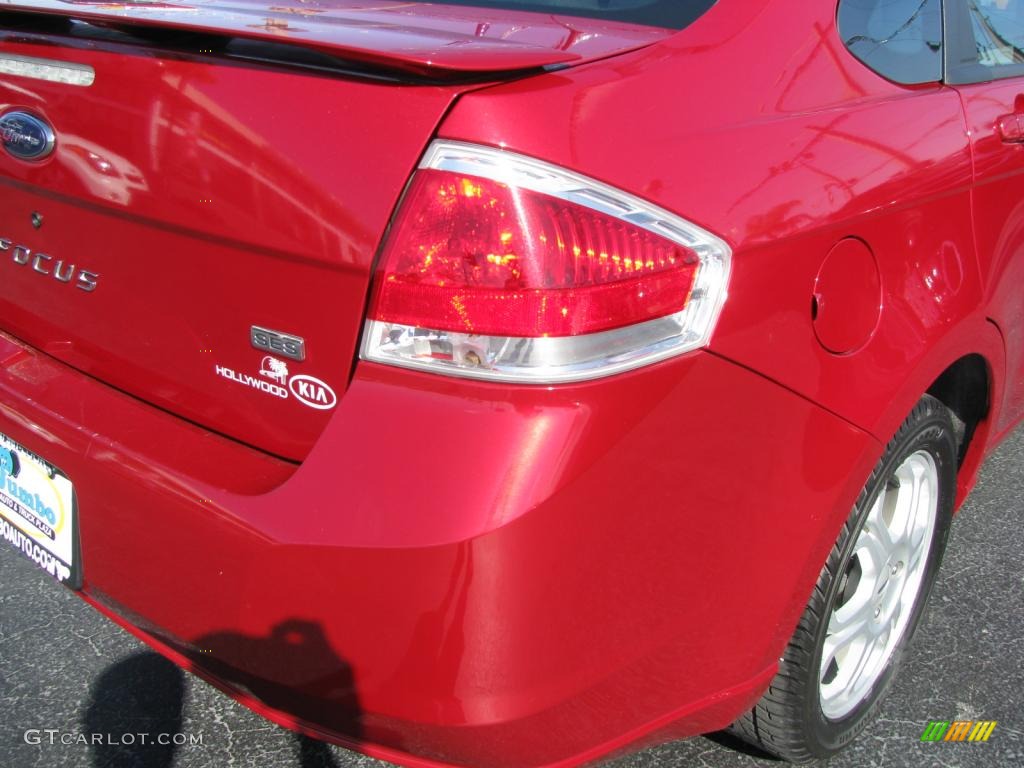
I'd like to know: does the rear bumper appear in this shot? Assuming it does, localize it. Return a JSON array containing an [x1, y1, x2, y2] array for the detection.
[[0, 330, 881, 768]]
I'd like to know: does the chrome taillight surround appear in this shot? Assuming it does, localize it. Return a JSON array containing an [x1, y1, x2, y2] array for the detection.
[[360, 140, 732, 384]]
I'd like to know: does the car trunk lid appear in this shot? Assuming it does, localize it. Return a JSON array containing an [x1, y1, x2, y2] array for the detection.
[[0, 3, 671, 460]]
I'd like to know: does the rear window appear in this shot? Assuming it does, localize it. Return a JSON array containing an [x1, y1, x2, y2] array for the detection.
[[838, 0, 943, 84], [423, 0, 717, 29]]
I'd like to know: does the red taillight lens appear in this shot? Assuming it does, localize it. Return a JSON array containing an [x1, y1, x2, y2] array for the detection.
[[369, 169, 700, 337], [361, 141, 730, 383]]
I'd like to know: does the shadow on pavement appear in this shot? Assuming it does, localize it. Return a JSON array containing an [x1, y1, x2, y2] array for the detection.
[[83, 651, 185, 768], [84, 619, 362, 768], [704, 729, 782, 761]]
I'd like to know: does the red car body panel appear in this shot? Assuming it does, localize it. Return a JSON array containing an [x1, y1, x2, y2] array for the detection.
[[0, 0, 1020, 766], [439, 0, 1008, 501], [0, 328, 878, 767], [441, 2, 983, 439]]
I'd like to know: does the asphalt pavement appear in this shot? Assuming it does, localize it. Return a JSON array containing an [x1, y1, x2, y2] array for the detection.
[[2, 429, 1022, 768]]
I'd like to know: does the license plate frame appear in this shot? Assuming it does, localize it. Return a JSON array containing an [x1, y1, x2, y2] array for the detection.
[[0, 431, 80, 589]]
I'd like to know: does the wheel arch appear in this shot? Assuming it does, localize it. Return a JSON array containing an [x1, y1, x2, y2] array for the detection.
[[871, 318, 1004, 511]]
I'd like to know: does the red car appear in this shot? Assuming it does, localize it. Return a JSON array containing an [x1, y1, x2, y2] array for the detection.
[[0, 0, 1018, 764]]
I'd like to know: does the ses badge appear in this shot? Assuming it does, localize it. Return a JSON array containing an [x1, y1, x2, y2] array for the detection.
[[251, 326, 305, 361]]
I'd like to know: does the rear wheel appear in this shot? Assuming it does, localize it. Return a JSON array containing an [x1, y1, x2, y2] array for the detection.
[[731, 394, 957, 762]]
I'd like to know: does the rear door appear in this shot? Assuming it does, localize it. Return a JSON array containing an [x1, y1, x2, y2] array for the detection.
[[946, 0, 1024, 430]]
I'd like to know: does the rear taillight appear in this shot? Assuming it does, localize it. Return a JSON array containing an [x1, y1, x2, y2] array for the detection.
[[361, 141, 731, 383]]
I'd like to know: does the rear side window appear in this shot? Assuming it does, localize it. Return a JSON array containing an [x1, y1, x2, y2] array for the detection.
[[945, 0, 1024, 83], [418, 0, 716, 29], [838, 0, 944, 84]]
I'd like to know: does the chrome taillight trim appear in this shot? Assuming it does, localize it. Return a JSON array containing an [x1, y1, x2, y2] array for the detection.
[[363, 313, 711, 384], [361, 140, 732, 383]]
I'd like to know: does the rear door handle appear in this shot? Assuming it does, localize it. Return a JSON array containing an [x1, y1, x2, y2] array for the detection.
[[997, 112, 1024, 143]]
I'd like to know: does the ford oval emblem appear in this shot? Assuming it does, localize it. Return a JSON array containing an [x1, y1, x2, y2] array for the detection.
[[0, 111, 56, 161]]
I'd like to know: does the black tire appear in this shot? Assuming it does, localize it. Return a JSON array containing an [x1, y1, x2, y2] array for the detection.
[[731, 394, 957, 762]]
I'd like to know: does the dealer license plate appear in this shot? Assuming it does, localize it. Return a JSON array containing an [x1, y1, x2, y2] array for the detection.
[[0, 431, 80, 588]]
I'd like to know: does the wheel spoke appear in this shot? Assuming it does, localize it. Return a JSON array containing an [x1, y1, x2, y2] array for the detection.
[[857, 525, 888, 574], [826, 599, 872, 653], [821, 594, 874, 695], [865, 490, 897, 552], [846, 632, 881, 694], [907, 469, 933, 550], [896, 463, 923, 547], [906, 532, 928, 573], [854, 526, 889, 596]]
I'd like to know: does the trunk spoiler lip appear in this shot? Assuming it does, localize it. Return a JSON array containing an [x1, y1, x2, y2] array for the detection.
[[0, 0, 673, 77]]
